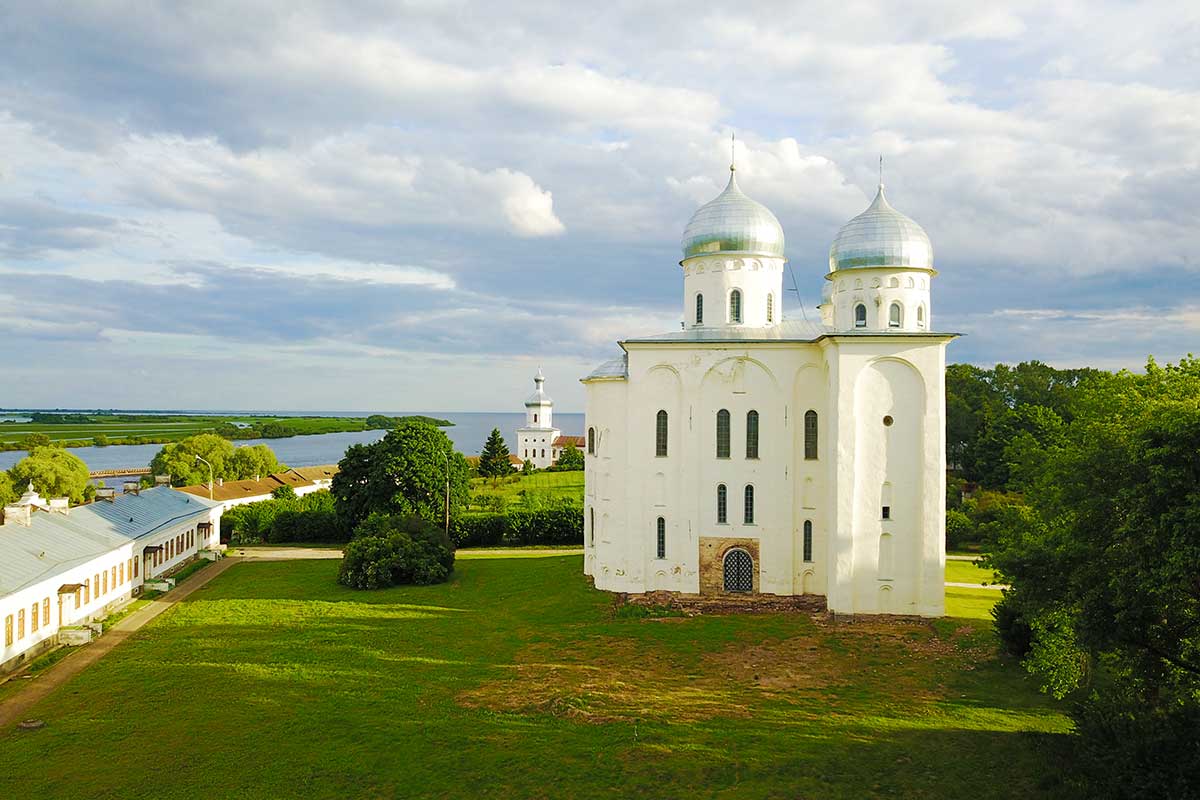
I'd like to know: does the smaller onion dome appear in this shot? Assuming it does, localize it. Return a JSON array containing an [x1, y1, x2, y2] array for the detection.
[[829, 184, 932, 272], [681, 168, 785, 261]]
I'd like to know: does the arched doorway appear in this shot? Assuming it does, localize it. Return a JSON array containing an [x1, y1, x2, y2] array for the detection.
[[723, 548, 753, 593]]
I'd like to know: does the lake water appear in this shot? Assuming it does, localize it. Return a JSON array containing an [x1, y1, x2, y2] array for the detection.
[[0, 411, 585, 476]]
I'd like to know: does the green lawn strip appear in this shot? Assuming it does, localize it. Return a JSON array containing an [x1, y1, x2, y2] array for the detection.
[[0, 556, 1068, 799], [944, 560, 999, 585], [469, 471, 584, 510], [945, 587, 1002, 620]]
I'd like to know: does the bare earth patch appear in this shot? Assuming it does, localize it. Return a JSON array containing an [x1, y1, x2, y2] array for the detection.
[[460, 618, 985, 724]]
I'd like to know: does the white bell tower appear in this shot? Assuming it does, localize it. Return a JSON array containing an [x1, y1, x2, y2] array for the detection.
[[515, 368, 560, 469]]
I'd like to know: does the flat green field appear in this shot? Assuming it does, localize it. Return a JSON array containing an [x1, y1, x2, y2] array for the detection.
[[469, 470, 585, 509], [945, 559, 999, 585], [0, 555, 1068, 799], [0, 414, 451, 449]]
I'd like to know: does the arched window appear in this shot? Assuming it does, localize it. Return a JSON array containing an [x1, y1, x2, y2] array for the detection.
[[655, 410, 668, 457], [533, 413, 538, 423], [889, 277, 900, 288], [803, 520, 813, 562], [695, 293, 704, 325], [589, 508, 595, 546], [745, 410, 759, 459], [766, 293, 774, 323], [743, 484, 755, 524], [889, 302, 902, 328], [804, 410, 818, 460], [717, 484, 727, 524], [854, 303, 867, 328], [917, 305, 926, 329], [656, 517, 666, 559], [716, 409, 730, 458], [587, 427, 595, 455], [729, 289, 742, 323]]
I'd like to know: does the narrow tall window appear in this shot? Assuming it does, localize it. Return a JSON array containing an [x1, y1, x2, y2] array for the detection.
[[42, 597, 50, 626], [803, 520, 813, 562], [716, 409, 731, 458], [744, 485, 755, 524], [655, 410, 668, 457], [804, 410, 818, 460], [587, 427, 595, 455], [729, 289, 742, 323], [717, 484, 728, 523], [31, 603, 38, 633], [854, 303, 867, 328], [745, 410, 759, 459], [695, 293, 704, 325], [766, 293, 774, 323], [656, 517, 666, 559], [589, 508, 595, 547], [917, 305, 926, 329], [889, 302, 902, 328]]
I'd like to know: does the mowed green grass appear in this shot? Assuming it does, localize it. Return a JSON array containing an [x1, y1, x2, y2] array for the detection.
[[0, 556, 1068, 799], [945, 559, 999, 585], [470, 470, 585, 508]]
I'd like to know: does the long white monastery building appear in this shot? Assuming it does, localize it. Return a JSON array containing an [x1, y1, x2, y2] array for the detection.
[[1, 486, 222, 673], [582, 161, 955, 616]]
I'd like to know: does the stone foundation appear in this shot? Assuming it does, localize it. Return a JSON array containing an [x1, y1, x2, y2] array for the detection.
[[620, 589, 827, 617]]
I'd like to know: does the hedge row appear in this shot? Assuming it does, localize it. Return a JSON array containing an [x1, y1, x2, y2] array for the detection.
[[450, 507, 583, 548]]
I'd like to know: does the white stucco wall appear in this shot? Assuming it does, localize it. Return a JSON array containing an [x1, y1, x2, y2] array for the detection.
[[582, 333, 949, 616]]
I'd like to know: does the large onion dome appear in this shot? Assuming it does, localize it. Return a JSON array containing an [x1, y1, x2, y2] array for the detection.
[[828, 184, 932, 272], [681, 168, 785, 261]]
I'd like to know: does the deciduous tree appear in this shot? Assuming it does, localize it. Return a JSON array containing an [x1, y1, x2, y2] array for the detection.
[[332, 418, 469, 530], [9, 447, 93, 504]]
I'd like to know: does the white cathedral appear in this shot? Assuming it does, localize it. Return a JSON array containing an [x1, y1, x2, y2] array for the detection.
[[582, 160, 954, 616]]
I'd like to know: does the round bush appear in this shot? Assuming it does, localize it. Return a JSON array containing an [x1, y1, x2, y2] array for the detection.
[[338, 514, 455, 589]]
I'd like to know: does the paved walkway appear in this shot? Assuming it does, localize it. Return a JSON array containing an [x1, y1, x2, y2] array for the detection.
[[0, 557, 240, 733], [945, 581, 1008, 590], [946, 554, 984, 561], [228, 546, 343, 560]]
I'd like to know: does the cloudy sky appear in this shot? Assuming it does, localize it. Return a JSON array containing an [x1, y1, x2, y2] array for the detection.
[[1, 2, 1197, 411]]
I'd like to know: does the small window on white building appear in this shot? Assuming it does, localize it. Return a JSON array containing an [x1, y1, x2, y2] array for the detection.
[[655, 410, 668, 457], [854, 304, 867, 328], [729, 289, 742, 323], [766, 293, 774, 323], [716, 410, 731, 458], [656, 517, 666, 559], [803, 520, 813, 562], [743, 484, 755, 524], [587, 428, 595, 455], [889, 303, 902, 328], [695, 293, 703, 325], [717, 484, 728, 524], [917, 305, 926, 329]]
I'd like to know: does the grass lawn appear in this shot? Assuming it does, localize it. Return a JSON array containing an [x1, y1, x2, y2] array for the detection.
[[945, 559, 999, 585], [469, 470, 584, 510], [0, 555, 1068, 799]]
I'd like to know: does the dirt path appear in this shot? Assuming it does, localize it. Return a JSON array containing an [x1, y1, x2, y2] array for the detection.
[[0, 557, 240, 733]]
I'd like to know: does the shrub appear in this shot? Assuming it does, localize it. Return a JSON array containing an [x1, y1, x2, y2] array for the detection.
[[945, 508, 974, 549], [1070, 691, 1200, 799], [449, 506, 582, 548], [338, 514, 455, 589]]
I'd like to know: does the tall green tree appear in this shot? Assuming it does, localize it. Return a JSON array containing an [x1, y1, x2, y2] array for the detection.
[[477, 428, 513, 479], [556, 443, 584, 470], [0, 470, 16, 506], [987, 356, 1200, 795], [331, 418, 470, 530], [9, 447, 93, 504], [150, 434, 237, 486], [229, 444, 283, 480]]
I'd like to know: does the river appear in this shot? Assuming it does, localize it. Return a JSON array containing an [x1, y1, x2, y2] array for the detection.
[[0, 411, 585, 476]]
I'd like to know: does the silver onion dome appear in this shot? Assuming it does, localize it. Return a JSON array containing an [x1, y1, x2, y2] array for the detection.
[[828, 184, 932, 272], [681, 169, 785, 261]]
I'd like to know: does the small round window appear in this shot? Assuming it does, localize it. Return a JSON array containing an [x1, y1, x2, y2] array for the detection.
[[883, 415, 894, 427]]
